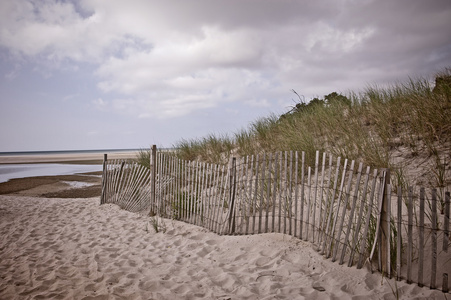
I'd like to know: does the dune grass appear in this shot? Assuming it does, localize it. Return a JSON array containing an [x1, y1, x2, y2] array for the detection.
[[170, 68, 450, 188]]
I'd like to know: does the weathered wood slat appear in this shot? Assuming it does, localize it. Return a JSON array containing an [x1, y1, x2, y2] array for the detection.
[[333, 160, 355, 262], [294, 151, 299, 238], [300, 151, 305, 240], [444, 192, 450, 252], [396, 186, 402, 281], [340, 162, 363, 265], [288, 151, 294, 236], [407, 186, 413, 284], [278, 153, 283, 234], [252, 155, 260, 234], [258, 154, 266, 234], [306, 166, 312, 241], [283, 151, 289, 235], [265, 154, 273, 233], [418, 187, 425, 287], [431, 189, 437, 289], [272, 152, 279, 233], [321, 156, 341, 255], [317, 152, 327, 245], [348, 166, 371, 267], [329, 159, 350, 259], [312, 151, 319, 242]]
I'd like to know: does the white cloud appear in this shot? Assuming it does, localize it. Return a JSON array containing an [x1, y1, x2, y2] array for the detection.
[[92, 98, 106, 109], [1, 0, 450, 146]]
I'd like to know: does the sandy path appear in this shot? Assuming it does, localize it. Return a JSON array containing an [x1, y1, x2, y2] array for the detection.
[[0, 195, 447, 300]]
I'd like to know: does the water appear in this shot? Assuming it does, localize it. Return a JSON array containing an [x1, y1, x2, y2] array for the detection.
[[0, 148, 141, 157], [0, 163, 102, 183], [0, 148, 142, 183]]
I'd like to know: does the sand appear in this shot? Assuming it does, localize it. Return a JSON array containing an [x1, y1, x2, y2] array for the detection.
[[0, 194, 448, 300], [0, 151, 448, 299]]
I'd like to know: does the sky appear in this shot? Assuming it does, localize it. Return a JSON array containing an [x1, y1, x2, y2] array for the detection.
[[1, 0, 450, 152]]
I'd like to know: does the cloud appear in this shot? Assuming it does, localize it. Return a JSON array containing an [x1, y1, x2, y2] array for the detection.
[[1, 0, 450, 121]]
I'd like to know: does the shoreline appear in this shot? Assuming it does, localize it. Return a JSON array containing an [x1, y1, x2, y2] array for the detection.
[[0, 151, 138, 165]]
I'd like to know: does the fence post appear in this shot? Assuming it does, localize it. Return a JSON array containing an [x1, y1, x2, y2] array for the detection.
[[228, 157, 237, 234], [380, 168, 391, 276], [150, 145, 157, 215], [100, 153, 107, 204]]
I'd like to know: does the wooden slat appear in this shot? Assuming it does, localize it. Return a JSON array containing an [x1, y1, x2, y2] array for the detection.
[[218, 164, 230, 235], [386, 183, 392, 279], [210, 164, 220, 231], [306, 167, 312, 241], [443, 273, 449, 293], [289, 151, 294, 236], [271, 153, 277, 233], [348, 166, 371, 267], [330, 159, 351, 260], [282, 152, 287, 234], [265, 154, 273, 233], [244, 157, 251, 235], [418, 187, 425, 287], [294, 151, 299, 238], [368, 171, 387, 268], [252, 155, 260, 234], [214, 165, 227, 233], [396, 186, 402, 281], [312, 151, 319, 242], [321, 156, 341, 255], [317, 152, 327, 244], [300, 151, 305, 240], [319, 154, 333, 248], [340, 162, 363, 265], [258, 154, 266, 234], [430, 189, 437, 289], [278, 153, 283, 234], [407, 186, 413, 284], [333, 160, 355, 262], [235, 158, 244, 233], [444, 192, 450, 252], [205, 163, 213, 228]]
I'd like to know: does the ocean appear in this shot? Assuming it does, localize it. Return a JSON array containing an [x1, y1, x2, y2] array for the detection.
[[0, 148, 141, 183], [0, 148, 141, 157]]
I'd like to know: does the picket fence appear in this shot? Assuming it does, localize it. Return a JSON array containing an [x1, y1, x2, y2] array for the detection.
[[100, 146, 450, 293]]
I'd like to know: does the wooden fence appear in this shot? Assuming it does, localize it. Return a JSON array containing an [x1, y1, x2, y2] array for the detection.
[[101, 147, 450, 293]]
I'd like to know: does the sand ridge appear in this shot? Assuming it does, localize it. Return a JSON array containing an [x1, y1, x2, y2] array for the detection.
[[0, 195, 447, 299]]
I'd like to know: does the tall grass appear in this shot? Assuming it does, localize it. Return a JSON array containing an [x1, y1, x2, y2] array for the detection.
[[173, 70, 451, 187], [174, 134, 234, 164]]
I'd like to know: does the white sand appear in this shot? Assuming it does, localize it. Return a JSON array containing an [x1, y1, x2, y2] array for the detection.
[[0, 195, 447, 300]]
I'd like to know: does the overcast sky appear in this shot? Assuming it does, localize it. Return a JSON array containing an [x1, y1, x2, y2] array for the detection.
[[1, 0, 450, 152]]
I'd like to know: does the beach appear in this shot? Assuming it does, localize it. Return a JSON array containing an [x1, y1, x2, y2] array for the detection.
[[0, 153, 449, 299], [0, 150, 138, 165]]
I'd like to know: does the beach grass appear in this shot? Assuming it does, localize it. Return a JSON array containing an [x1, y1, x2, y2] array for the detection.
[[171, 68, 451, 188]]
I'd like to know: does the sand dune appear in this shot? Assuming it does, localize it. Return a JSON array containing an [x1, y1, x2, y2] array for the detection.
[[0, 195, 447, 299]]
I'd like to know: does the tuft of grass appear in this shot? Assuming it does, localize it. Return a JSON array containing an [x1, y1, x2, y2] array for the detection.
[[149, 216, 166, 233], [174, 134, 233, 164], [135, 148, 151, 169]]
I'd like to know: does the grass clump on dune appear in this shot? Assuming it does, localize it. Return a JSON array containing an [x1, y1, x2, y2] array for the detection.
[[172, 68, 450, 187]]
